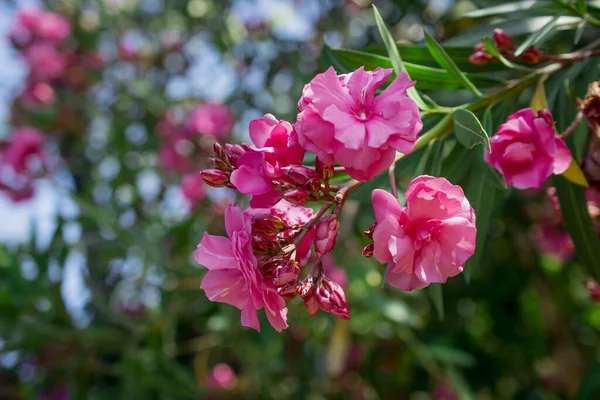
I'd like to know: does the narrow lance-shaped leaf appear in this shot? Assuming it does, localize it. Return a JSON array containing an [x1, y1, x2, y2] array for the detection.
[[515, 15, 562, 56], [423, 29, 482, 97], [577, 0, 587, 14], [575, 15, 588, 44], [453, 109, 491, 151], [530, 78, 549, 111], [481, 108, 507, 189], [372, 5, 430, 110], [553, 175, 600, 283]]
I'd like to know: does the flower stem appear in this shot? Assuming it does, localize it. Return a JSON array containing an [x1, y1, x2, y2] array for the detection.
[[560, 111, 584, 139]]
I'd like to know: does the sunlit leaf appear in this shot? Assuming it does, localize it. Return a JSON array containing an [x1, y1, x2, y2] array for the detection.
[[515, 15, 562, 56], [562, 159, 590, 187], [530, 78, 549, 111], [423, 30, 482, 96]]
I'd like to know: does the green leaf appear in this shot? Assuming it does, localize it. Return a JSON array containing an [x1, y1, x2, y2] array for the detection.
[[428, 345, 477, 367], [441, 141, 474, 184], [553, 175, 600, 283], [577, 0, 588, 14], [372, 5, 429, 110], [427, 284, 444, 320], [422, 140, 445, 176], [465, 0, 557, 18], [453, 109, 491, 151], [423, 30, 482, 97], [333, 48, 504, 91], [515, 14, 561, 56], [575, 364, 600, 400], [321, 44, 352, 73], [575, 15, 588, 44], [464, 154, 498, 281]]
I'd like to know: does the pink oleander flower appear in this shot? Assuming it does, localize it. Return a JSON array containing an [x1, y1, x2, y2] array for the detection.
[[24, 43, 67, 81], [485, 108, 572, 189], [195, 205, 288, 331], [206, 363, 238, 390], [371, 176, 477, 291], [230, 114, 305, 207], [181, 173, 206, 208], [296, 66, 422, 181], [11, 9, 71, 45], [36, 12, 71, 43], [531, 224, 574, 262], [1, 127, 46, 174], [186, 103, 234, 138], [21, 81, 56, 105], [158, 138, 195, 173]]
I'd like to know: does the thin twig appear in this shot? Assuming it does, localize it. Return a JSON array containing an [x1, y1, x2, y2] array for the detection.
[[560, 111, 584, 139], [291, 201, 334, 248]]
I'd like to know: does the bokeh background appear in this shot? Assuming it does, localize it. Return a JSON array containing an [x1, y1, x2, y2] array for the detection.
[[1, 0, 600, 399]]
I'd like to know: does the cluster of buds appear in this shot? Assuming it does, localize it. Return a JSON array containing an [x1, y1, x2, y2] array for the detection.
[[201, 142, 245, 189], [469, 29, 544, 66], [10, 8, 103, 110], [300, 265, 350, 320]]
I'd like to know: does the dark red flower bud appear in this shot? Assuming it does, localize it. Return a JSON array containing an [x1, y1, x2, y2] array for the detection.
[[493, 29, 514, 51], [225, 144, 245, 168], [201, 169, 230, 187], [283, 189, 309, 205], [362, 243, 374, 258], [280, 165, 318, 186], [253, 214, 286, 237], [214, 142, 225, 158], [469, 51, 493, 66], [301, 286, 320, 316], [316, 278, 350, 320], [364, 221, 377, 240], [519, 47, 544, 64]]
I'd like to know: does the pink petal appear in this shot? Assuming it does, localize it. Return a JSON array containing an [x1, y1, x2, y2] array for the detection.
[[322, 105, 366, 150], [249, 114, 279, 148], [372, 189, 403, 222], [241, 298, 261, 332], [385, 267, 428, 292], [224, 205, 246, 238], [194, 233, 235, 270], [263, 290, 289, 332], [388, 235, 415, 274], [200, 269, 247, 309], [552, 137, 572, 174], [372, 217, 400, 263]]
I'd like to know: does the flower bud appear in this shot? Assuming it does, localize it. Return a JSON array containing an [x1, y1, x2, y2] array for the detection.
[[280, 165, 317, 186], [201, 169, 230, 187], [363, 221, 377, 240], [585, 278, 600, 304], [316, 278, 350, 320], [283, 189, 309, 205], [305, 178, 322, 196], [362, 243, 374, 258], [253, 215, 286, 237], [493, 29, 514, 51], [314, 214, 339, 259], [468, 51, 493, 66], [225, 144, 245, 168], [315, 157, 334, 181], [519, 48, 543, 64], [213, 142, 225, 159], [537, 109, 554, 127], [272, 260, 299, 287], [298, 282, 319, 316]]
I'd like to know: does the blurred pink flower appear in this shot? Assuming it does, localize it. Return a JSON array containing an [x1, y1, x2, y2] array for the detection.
[[24, 43, 67, 81], [36, 12, 71, 43], [181, 173, 206, 208], [586, 279, 600, 304], [531, 224, 574, 262], [21, 81, 57, 105], [371, 176, 477, 291], [1, 127, 46, 174], [186, 103, 234, 138], [195, 205, 288, 331], [158, 138, 195, 173], [485, 108, 572, 189], [296, 66, 422, 181], [206, 363, 237, 390], [322, 255, 348, 289]]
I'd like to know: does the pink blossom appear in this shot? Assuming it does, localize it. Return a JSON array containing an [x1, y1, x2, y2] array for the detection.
[[181, 173, 206, 208], [24, 43, 67, 81], [195, 205, 288, 331], [37, 12, 71, 43], [531, 224, 573, 262], [158, 138, 195, 173], [371, 176, 477, 291], [1, 127, 46, 174], [21, 81, 56, 105], [11, 9, 71, 44], [296, 66, 422, 181], [485, 108, 572, 189], [206, 363, 238, 390], [186, 103, 234, 138], [230, 114, 304, 207]]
